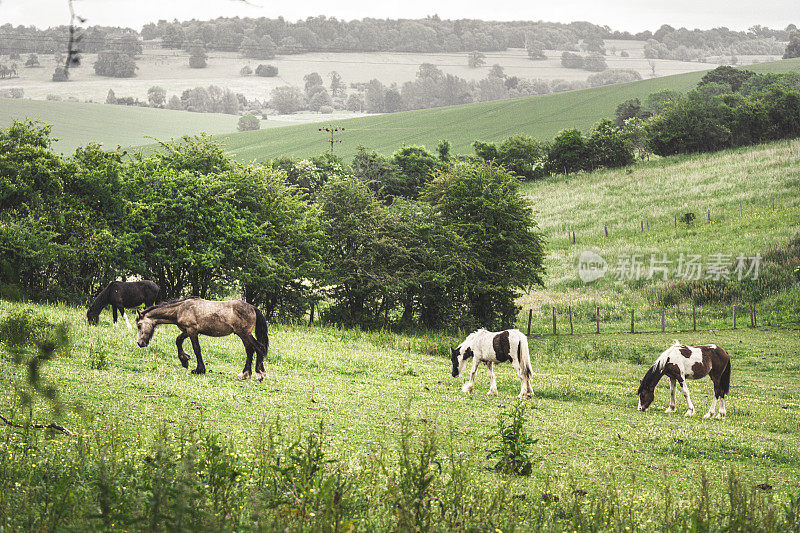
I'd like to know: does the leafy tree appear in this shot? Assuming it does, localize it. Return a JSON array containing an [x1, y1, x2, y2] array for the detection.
[[489, 64, 505, 78], [166, 95, 184, 110], [423, 162, 545, 328], [581, 36, 606, 55], [329, 71, 344, 97], [308, 89, 333, 111], [646, 95, 732, 156], [468, 51, 485, 68], [560, 51, 584, 69], [319, 177, 392, 326], [255, 64, 278, 77], [547, 128, 590, 174], [526, 38, 546, 60], [345, 94, 363, 112], [51, 67, 68, 81], [94, 50, 137, 78], [304, 72, 324, 97], [147, 86, 166, 108], [645, 89, 682, 115], [238, 115, 260, 131], [188, 40, 208, 68], [586, 119, 634, 170], [239, 34, 276, 59], [615, 98, 643, 126], [698, 66, 755, 92], [270, 86, 304, 114], [473, 134, 549, 180], [24, 54, 40, 67], [583, 53, 607, 72], [364, 79, 387, 113], [785, 30, 800, 59], [240, 65, 253, 76], [390, 146, 441, 199], [105, 88, 117, 104], [351, 146, 402, 201]]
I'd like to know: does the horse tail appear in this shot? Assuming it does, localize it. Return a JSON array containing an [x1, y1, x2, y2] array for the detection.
[[518, 333, 532, 379], [720, 358, 731, 397], [254, 307, 270, 357], [87, 282, 113, 324]]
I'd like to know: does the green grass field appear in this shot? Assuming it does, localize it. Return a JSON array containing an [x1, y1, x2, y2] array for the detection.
[[1, 301, 798, 530], [518, 138, 800, 313], [209, 58, 800, 162]]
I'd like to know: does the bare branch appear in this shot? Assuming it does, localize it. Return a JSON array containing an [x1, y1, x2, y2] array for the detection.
[[0, 413, 77, 437]]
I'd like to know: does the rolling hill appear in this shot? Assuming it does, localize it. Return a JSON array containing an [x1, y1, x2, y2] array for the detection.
[[210, 57, 800, 162], [0, 98, 250, 154]]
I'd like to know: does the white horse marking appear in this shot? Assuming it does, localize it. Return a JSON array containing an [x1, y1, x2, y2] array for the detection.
[[451, 329, 533, 399]]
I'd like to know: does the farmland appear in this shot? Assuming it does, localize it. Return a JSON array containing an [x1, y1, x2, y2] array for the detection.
[[0, 41, 750, 103], [211, 57, 800, 161]]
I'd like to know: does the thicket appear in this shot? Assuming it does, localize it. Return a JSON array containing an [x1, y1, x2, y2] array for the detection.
[[0, 122, 543, 330]]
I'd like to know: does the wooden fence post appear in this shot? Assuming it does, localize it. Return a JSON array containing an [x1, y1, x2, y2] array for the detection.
[[753, 305, 757, 328], [552, 306, 557, 335], [674, 214, 677, 228], [772, 198, 775, 211], [641, 220, 644, 232], [572, 230, 576, 244], [630, 309, 635, 334], [604, 226, 608, 238], [596, 306, 600, 334], [750, 304, 754, 328], [692, 305, 697, 332], [526, 309, 532, 336], [732, 305, 736, 330], [661, 309, 665, 333], [707, 208, 711, 222], [739, 203, 742, 218], [569, 305, 573, 335], [646, 218, 650, 230]]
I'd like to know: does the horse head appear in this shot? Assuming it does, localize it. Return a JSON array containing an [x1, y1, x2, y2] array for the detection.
[[135, 311, 155, 347]]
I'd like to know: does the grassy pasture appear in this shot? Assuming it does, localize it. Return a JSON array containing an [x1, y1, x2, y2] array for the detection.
[[517, 138, 800, 314], [1, 300, 799, 529], [206, 57, 800, 162]]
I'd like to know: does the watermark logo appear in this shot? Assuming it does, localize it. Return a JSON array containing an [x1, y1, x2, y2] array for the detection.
[[576, 250, 761, 283], [577, 250, 608, 283]]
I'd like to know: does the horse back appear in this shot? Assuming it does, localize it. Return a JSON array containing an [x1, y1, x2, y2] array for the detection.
[[179, 299, 256, 337]]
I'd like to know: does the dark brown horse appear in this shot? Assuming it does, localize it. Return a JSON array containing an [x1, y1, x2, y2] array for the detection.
[[87, 280, 160, 328], [135, 297, 269, 379]]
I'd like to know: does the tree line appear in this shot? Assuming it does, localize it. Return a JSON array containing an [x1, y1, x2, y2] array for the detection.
[[0, 123, 544, 331]]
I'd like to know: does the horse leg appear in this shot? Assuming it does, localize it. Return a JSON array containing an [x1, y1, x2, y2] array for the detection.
[[189, 335, 206, 375], [237, 334, 254, 380], [462, 357, 480, 394], [253, 335, 267, 380], [680, 378, 695, 416], [510, 357, 529, 399], [717, 397, 726, 419], [665, 378, 677, 413], [121, 308, 132, 330], [176, 332, 190, 368], [486, 362, 498, 396], [112, 305, 118, 327]]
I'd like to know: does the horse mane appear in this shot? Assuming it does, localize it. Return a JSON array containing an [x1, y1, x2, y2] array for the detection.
[[141, 296, 200, 315], [637, 360, 663, 395], [87, 282, 114, 317]]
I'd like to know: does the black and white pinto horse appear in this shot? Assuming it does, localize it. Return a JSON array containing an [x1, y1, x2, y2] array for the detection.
[[451, 328, 533, 399], [87, 280, 160, 329], [637, 341, 731, 418]]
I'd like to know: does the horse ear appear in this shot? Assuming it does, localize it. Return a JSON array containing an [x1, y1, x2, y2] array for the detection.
[[136, 310, 143, 320]]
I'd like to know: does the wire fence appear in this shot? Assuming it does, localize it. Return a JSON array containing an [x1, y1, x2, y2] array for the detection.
[[519, 300, 800, 337]]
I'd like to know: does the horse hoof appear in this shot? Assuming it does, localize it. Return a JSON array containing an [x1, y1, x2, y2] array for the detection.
[[665, 408, 675, 414], [191, 368, 206, 375], [255, 372, 266, 381], [180, 359, 189, 369], [684, 410, 695, 416], [716, 413, 726, 419], [237, 371, 251, 380], [461, 383, 473, 394], [487, 389, 498, 396], [703, 412, 712, 418]]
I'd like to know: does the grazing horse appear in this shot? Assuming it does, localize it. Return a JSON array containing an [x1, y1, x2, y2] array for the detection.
[[87, 280, 160, 329], [135, 297, 269, 379], [451, 328, 533, 399], [637, 341, 731, 418]]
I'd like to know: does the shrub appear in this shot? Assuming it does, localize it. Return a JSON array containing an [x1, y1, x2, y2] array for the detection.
[[486, 402, 537, 476], [237, 114, 260, 131], [255, 64, 278, 77], [587, 69, 641, 87], [239, 65, 252, 76], [318, 105, 333, 114], [94, 50, 137, 78]]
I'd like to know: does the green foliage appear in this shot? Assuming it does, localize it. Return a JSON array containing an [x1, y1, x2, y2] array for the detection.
[[473, 134, 549, 180], [467, 50, 485, 68], [389, 145, 441, 199], [255, 63, 278, 77], [424, 162, 545, 327], [699, 66, 755, 91], [785, 30, 800, 59], [93, 50, 137, 78], [269, 85, 304, 114], [237, 114, 260, 132], [548, 128, 589, 173], [188, 40, 208, 68], [486, 402, 537, 476]]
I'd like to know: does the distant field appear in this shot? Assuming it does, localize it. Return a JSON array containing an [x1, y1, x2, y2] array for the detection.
[[205, 57, 800, 162], [0, 97, 253, 154], [0, 40, 775, 104]]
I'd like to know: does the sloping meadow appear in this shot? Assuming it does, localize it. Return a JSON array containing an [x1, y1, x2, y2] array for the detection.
[[1, 301, 799, 530]]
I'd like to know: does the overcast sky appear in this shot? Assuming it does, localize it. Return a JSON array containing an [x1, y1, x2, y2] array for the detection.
[[1, 0, 797, 33]]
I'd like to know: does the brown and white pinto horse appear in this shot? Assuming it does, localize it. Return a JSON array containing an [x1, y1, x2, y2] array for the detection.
[[637, 341, 731, 418], [451, 328, 533, 399]]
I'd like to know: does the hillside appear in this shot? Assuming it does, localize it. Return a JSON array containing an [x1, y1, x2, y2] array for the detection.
[[516, 138, 800, 333], [0, 98, 249, 154], [208, 58, 800, 162]]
